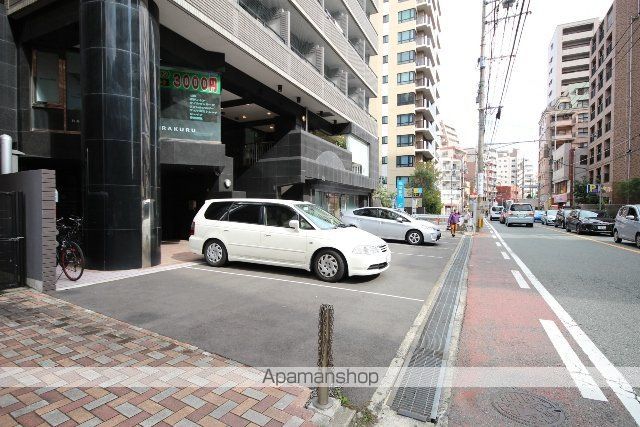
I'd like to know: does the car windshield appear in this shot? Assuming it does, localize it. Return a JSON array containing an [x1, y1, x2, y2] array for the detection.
[[294, 203, 345, 230], [492, 207, 503, 212], [510, 204, 533, 211], [580, 210, 604, 219], [547, 210, 558, 215]]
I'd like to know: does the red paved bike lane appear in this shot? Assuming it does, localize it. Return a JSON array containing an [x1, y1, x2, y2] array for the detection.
[[444, 228, 636, 426]]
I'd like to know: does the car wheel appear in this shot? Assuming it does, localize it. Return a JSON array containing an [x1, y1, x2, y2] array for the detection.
[[204, 240, 228, 267], [576, 225, 583, 235], [527, 223, 533, 228], [613, 230, 622, 243], [313, 249, 346, 282], [406, 230, 424, 245], [635, 233, 640, 249], [566, 225, 571, 232]]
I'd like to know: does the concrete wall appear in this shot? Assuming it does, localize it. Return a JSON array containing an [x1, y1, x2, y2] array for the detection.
[[0, 169, 56, 291]]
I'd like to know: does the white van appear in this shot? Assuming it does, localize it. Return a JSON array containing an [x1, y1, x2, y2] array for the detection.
[[489, 206, 504, 221], [189, 199, 391, 282]]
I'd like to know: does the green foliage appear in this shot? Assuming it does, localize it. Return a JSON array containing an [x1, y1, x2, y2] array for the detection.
[[373, 184, 396, 208], [573, 177, 599, 204], [409, 162, 443, 214], [615, 178, 640, 203], [310, 130, 347, 149]]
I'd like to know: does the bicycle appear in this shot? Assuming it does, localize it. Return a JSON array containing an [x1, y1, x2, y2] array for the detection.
[[56, 216, 85, 281]]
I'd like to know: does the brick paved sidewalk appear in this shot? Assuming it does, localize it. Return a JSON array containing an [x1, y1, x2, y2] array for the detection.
[[0, 289, 314, 427]]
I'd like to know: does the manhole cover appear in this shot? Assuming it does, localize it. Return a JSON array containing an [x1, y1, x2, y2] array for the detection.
[[492, 391, 568, 426]]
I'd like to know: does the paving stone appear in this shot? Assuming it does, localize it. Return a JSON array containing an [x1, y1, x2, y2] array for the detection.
[[210, 400, 238, 419], [140, 408, 173, 427], [147, 351, 165, 360], [150, 387, 179, 402], [93, 355, 113, 364], [83, 392, 117, 410], [0, 394, 19, 407], [242, 409, 271, 426], [174, 419, 200, 427], [115, 402, 142, 417], [41, 408, 71, 426], [181, 394, 207, 409], [10, 400, 49, 418], [273, 395, 295, 410], [243, 388, 268, 401], [62, 388, 88, 402], [77, 417, 102, 427], [282, 416, 304, 427], [53, 346, 73, 354]]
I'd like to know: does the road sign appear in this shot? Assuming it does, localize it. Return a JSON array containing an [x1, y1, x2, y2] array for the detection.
[[396, 181, 405, 209], [587, 184, 601, 194], [477, 173, 485, 197]]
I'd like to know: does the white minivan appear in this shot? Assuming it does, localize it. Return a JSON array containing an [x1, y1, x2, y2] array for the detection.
[[189, 199, 391, 282]]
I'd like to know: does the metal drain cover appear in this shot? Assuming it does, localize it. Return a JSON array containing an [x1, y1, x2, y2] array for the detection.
[[492, 391, 568, 426]]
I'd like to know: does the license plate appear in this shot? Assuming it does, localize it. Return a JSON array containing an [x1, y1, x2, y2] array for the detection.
[[598, 226, 605, 230]]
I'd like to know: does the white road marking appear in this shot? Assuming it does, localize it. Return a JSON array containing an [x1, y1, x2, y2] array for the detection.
[[540, 319, 607, 401], [491, 235, 497, 239], [185, 266, 424, 302], [489, 223, 640, 422], [391, 252, 444, 259], [510, 270, 530, 289], [501, 251, 510, 260], [496, 242, 502, 247]]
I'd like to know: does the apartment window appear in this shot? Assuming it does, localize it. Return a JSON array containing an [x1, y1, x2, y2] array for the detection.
[[589, 170, 594, 183], [589, 148, 594, 164], [383, 14, 389, 23], [397, 30, 415, 44], [397, 134, 415, 147], [381, 156, 388, 165], [596, 167, 602, 183], [383, 55, 388, 64], [382, 96, 388, 104], [397, 50, 415, 64], [382, 75, 388, 84], [603, 164, 610, 183], [380, 176, 388, 185], [383, 35, 389, 43], [396, 155, 415, 167], [382, 116, 388, 124], [396, 71, 415, 85], [577, 112, 589, 123], [32, 50, 81, 132], [604, 139, 610, 157], [381, 136, 388, 145], [576, 100, 588, 108], [604, 113, 611, 132], [576, 87, 588, 95], [396, 92, 415, 106], [396, 176, 409, 188], [396, 113, 414, 126], [580, 155, 588, 165], [577, 127, 588, 136], [596, 144, 602, 162], [398, 8, 416, 23]]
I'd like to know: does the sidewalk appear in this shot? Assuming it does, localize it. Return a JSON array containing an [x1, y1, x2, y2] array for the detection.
[[443, 226, 635, 426], [0, 289, 314, 426]]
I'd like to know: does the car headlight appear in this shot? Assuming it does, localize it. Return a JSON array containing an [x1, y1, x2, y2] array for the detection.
[[352, 245, 380, 255]]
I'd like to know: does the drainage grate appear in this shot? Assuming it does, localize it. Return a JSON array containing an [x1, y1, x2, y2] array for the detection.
[[492, 391, 568, 426], [391, 236, 471, 422]]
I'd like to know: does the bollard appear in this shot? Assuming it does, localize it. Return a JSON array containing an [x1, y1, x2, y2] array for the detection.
[[0, 135, 12, 175], [314, 304, 333, 409]]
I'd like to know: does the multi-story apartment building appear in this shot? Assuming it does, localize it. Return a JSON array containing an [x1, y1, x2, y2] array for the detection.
[[521, 160, 538, 199], [538, 83, 590, 207], [496, 149, 521, 186], [438, 122, 465, 212], [464, 146, 497, 206], [372, 0, 441, 207], [547, 19, 599, 106], [588, 1, 640, 204], [0, 0, 379, 269]]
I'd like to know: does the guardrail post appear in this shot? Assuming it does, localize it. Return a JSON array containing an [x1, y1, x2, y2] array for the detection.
[[314, 304, 333, 409]]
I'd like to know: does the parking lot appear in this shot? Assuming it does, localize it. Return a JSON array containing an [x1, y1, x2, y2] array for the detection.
[[55, 236, 459, 406]]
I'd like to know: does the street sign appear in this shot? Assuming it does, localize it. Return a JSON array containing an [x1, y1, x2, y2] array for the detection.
[[587, 184, 601, 194], [396, 181, 405, 209], [477, 173, 485, 197]]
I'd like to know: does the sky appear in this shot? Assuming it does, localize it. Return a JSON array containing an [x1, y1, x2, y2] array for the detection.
[[437, 0, 612, 170]]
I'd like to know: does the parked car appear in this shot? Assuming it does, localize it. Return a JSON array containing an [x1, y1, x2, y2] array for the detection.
[[189, 199, 390, 282], [504, 203, 535, 227], [565, 209, 614, 235], [534, 210, 544, 222], [341, 207, 441, 245], [541, 209, 558, 226], [554, 208, 573, 229], [613, 205, 640, 248], [489, 206, 504, 221], [411, 214, 443, 231]]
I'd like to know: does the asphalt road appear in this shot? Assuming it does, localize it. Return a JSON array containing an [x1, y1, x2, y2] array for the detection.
[[55, 237, 459, 406], [490, 220, 640, 394]]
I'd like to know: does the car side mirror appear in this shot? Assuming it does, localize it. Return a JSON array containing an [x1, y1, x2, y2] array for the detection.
[[396, 217, 404, 223], [289, 220, 300, 230], [626, 215, 636, 221]]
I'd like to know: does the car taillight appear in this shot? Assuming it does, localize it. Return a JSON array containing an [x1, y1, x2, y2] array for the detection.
[[528, 212, 534, 217], [190, 221, 195, 236]]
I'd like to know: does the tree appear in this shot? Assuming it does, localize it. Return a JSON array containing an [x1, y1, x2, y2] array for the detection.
[[373, 184, 396, 208], [573, 177, 599, 204], [615, 178, 640, 203], [409, 162, 443, 214]]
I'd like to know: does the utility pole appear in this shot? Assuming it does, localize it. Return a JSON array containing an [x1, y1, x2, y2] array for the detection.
[[474, 0, 488, 229]]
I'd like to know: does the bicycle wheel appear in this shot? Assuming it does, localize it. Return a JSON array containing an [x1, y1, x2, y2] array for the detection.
[[61, 242, 85, 281]]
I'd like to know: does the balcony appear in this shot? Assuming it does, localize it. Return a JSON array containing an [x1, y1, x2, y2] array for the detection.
[[415, 139, 436, 160], [415, 98, 436, 121], [415, 78, 436, 102], [415, 119, 436, 139], [554, 118, 573, 128], [553, 133, 573, 141], [416, 36, 436, 61]]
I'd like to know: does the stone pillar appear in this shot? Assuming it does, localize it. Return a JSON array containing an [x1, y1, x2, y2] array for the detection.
[[80, 0, 160, 270], [0, 3, 17, 140]]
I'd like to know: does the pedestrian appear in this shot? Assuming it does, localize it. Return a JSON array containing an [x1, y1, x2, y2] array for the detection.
[[448, 209, 460, 237]]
